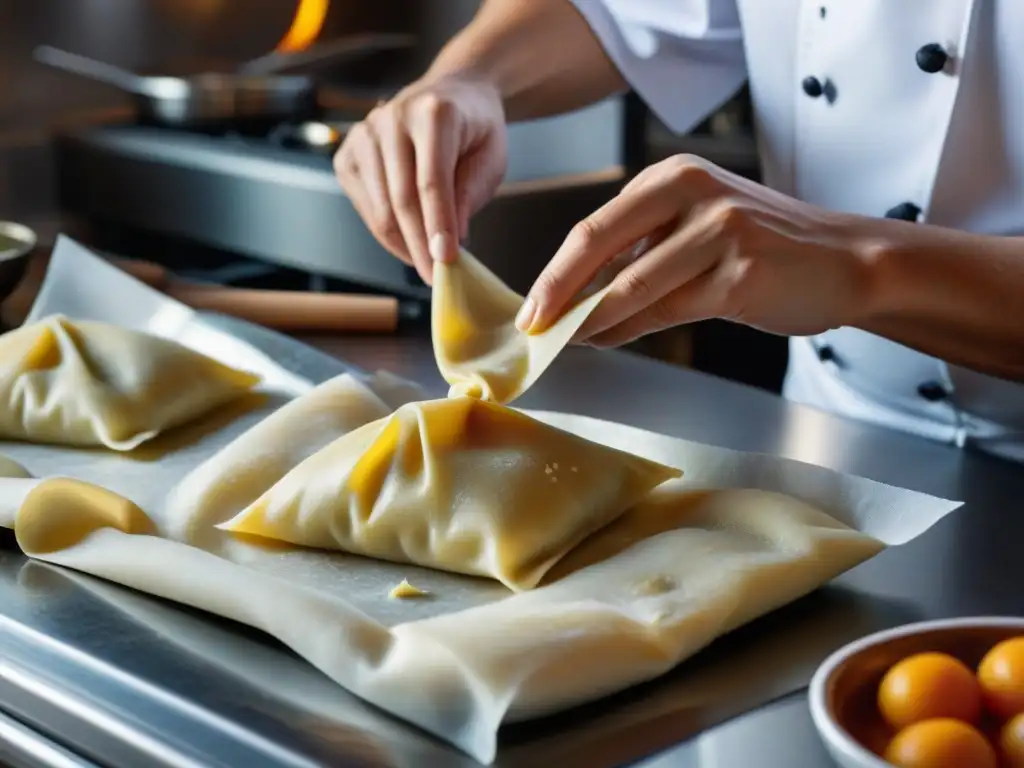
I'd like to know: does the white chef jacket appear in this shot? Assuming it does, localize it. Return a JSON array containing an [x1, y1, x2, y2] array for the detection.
[[570, 0, 1024, 462]]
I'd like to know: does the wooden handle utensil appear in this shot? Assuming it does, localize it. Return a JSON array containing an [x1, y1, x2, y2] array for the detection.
[[165, 284, 400, 333], [1, 253, 411, 334]]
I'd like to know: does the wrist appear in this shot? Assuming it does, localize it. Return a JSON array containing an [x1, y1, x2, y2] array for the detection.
[[423, 20, 509, 98], [419, 1, 622, 123], [423, 55, 498, 91], [843, 218, 924, 331], [846, 218, 997, 333]]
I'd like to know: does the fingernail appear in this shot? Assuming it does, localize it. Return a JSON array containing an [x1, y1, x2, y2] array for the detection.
[[515, 297, 536, 332], [429, 232, 450, 262]]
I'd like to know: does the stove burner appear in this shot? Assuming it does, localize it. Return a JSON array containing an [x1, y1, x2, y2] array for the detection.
[[267, 120, 354, 153]]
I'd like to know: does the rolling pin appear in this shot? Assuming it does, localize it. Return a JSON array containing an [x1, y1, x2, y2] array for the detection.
[[1, 253, 424, 333], [109, 258, 423, 333]]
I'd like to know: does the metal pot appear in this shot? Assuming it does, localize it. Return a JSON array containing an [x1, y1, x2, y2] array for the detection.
[[33, 34, 413, 129]]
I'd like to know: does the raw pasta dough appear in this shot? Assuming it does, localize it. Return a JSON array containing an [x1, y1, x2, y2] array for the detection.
[[163, 372, 402, 544], [433, 249, 608, 404], [410, 487, 887, 723], [0, 455, 30, 479], [220, 396, 682, 591], [0, 314, 261, 451], [389, 579, 429, 599], [0, 455, 32, 529], [220, 250, 678, 589]]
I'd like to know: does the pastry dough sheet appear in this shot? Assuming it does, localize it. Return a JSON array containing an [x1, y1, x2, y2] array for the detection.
[[219, 396, 681, 591], [0, 315, 260, 450], [0, 238, 965, 764], [432, 248, 609, 403]]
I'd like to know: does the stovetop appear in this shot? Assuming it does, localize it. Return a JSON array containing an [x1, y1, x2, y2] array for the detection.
[[53, 97, 626, 303], [79, 101, 367, 168], [55, 111, 430, 301]]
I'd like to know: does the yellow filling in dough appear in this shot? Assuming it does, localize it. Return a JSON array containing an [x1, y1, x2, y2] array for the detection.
[[0, 315, 260, 450], [389, 579, 430, 599], [432, 248, 609, 404], [219, 397, 681, 591]]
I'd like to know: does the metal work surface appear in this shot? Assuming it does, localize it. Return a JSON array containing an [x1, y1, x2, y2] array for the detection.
[[0, 330, 1021, 768]]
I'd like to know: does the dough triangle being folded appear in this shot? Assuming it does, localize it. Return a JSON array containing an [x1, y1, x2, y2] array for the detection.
[[219, 396, 681, 591], [432, 249, 608, 404], [0, 315, 261, 451]]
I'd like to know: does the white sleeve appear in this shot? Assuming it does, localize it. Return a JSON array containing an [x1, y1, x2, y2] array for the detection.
[[570, 0, 747, 134]]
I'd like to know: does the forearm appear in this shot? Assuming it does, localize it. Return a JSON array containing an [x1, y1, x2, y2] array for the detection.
[[856, 222, 1024, 381], [424, 0, 626, 122]]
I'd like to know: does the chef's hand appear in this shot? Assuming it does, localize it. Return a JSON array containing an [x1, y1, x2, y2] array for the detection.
[[334, 76, 508, 285], [516, 155, 876, 346]]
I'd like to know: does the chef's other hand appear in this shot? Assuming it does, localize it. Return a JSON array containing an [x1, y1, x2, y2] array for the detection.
[[334, 76, 508, 285], [516, 155, 876, 347]]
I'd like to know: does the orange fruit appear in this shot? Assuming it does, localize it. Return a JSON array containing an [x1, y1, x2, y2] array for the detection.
[[877, 652, 983, 730], [978, 636, 1024, 720], [999, 712, 1024, 768], [884, 718, 997, 768]]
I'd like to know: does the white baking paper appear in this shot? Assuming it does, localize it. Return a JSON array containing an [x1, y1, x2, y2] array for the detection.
[[0, 236, 964, 764]]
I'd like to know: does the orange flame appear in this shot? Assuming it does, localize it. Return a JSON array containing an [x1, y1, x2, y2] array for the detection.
[[275, 0, 329, 53]]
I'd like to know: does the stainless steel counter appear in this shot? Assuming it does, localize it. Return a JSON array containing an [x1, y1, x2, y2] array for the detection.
[[1, 333, 1022, 768]]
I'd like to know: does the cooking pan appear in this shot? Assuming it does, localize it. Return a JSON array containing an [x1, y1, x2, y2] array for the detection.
[[33, 33, 414, 129]]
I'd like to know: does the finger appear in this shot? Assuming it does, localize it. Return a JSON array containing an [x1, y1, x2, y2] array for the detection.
[[565, 245, 641, 347], [342, 172, 388, 258], [617, 161, 667, 196], [379, 124, 432, 283], [458, 204, 470, 243], [363, 141, 414, 262], [337, 127, 410, 262], [573, 213, 724, 341], [454, 132, 507, 241], [586, 219, 678, 294], [334, 143, 401, 262], [411, 99, 460, 265], [520, 170, 691, 334], [565, 232, 660, 346], [584, 269, 723, 348]]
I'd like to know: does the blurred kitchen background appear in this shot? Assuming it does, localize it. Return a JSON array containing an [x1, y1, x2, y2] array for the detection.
[[0, 0, 786, 393]]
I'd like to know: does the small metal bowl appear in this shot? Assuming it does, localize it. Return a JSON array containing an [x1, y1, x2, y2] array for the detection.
[[0, 221, 37, 302], [809, 616, 1024, 767]]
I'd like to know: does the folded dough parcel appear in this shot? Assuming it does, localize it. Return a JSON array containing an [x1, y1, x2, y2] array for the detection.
[[0, 237, 963, 764], [0, 314, 260, 450]]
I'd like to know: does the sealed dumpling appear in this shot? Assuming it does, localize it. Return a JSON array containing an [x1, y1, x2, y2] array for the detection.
[[433, 249, 609, 404], [219, 396, 681, 590], [0, 315, 261, 450]]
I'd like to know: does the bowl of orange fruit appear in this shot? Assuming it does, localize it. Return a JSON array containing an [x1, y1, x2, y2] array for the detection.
[[809, 617, 1024, 768]]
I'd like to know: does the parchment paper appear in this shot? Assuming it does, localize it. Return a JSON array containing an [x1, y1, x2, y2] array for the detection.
[[0, 237, 964, 764]]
